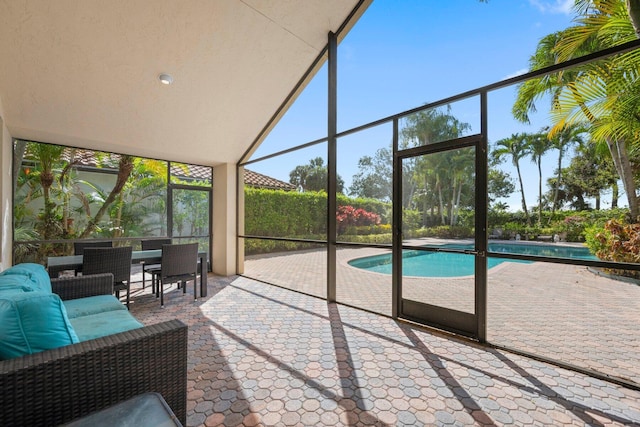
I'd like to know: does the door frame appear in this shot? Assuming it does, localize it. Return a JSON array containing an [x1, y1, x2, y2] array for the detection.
[[392, 133, 488, 340]]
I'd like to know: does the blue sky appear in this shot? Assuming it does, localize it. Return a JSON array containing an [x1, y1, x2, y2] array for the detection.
[[249, 0, 593, 211]]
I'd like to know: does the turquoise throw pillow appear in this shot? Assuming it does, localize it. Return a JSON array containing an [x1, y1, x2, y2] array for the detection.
[[0, 291, 79, 360], [0, 274, 35, 293], [0, 263, 52, 293]]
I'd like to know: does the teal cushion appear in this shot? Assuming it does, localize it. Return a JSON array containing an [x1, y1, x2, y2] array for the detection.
[[70, 310, 143, 342], [0, 275, 35, 293], [0, 287, 25, 296], [63, 295, 126, 319], [0, 263, 51, 293], [0, 292, 79, 360]]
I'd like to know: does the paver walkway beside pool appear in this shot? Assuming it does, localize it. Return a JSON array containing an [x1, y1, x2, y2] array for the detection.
[[130, 273, 640, 426]]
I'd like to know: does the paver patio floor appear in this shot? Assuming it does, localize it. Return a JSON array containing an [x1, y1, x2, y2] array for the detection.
[[244, 242, 640, 388], [128, 271, 640, 426]]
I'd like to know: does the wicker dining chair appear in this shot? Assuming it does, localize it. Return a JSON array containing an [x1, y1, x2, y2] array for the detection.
[[74, 240, 113, 255], [156, 243, 198, 307], [72, 240, 113, 275], [82, 246, 133, 308], [140, 238, 172, 291]]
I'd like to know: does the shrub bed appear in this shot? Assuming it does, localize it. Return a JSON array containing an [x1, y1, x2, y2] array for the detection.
[[585, 219, 640, 279]]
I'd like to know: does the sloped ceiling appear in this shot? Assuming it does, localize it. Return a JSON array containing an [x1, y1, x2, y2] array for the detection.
[[0, 0, 369, 166]]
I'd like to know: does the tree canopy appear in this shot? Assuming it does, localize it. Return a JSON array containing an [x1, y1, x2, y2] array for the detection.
[[289, 157, 345, 193], [513, 0, 640, 220], [348, 148, 392, 201]]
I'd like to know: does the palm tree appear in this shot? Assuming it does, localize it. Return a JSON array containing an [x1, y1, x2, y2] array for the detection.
[[30, 143, 65, 240], [526, 132, 551, 225], [493, 134, 530, 225], [412, 151, 444, 225], [13, 140, 27, 192], [552, 0, 640, 218], [514, 0, 640, 220], [512, 32, 579, 124], [546, 124, 585, 220], [401, 105, 473, 225], [438, 148, 474, 226]]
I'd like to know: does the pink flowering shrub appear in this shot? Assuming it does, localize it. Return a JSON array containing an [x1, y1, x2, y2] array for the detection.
[[336, 205, 381, 235]]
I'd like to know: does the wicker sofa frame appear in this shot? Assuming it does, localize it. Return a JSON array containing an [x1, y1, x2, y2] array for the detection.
[[0, 273, 188, 426]]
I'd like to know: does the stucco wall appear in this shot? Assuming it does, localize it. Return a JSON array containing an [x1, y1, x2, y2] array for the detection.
[[213, 163, 237, 275], [0, 97, 12, 269]]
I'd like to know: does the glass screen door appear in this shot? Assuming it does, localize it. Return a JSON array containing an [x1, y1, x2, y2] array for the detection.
[[396, 136, 485, 338]]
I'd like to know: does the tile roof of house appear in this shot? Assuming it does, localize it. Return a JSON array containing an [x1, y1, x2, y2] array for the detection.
[[57, 147, 293, 189], [59, 148, 212, 181], [244, 169, 296, 191]]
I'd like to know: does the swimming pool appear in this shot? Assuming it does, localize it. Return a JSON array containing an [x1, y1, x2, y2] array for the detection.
[[348, 242, 598, 277]]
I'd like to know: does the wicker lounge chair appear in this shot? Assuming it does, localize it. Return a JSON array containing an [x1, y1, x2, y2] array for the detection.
[[0, 273, 188, 426]]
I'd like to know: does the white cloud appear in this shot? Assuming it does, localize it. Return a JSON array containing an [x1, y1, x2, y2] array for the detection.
[[504, 68, 529, 80], [529, 0, 574, 14]]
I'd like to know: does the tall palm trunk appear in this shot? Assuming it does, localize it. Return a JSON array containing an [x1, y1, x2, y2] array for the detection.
[[537, 156, 543, 226], [13, 140, 27, 192], [35, 144, 64, 240], [452, 179, 463, 226], [438, 182, 445, 225], [551, 146, 564, 219], [449, 177, 455, 226], [607, 137, 639, 220], [627, 0, 640, 37], [422, 176, 429, 227], [514, 160, 530, 226]]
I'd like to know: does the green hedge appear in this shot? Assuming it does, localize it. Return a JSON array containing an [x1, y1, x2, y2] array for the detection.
[[245, 188, 396, 237], [245, 188, 404, 254], [245, 187, 326, 237]]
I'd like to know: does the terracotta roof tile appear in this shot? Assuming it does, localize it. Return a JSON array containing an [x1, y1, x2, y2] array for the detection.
[[244, 169, 295, 191], [57, 147, 292, 189]]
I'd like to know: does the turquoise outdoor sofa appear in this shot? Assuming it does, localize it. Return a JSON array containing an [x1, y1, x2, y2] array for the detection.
[[0, 263, 188, 426]]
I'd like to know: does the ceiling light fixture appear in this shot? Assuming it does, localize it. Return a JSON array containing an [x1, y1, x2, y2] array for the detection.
[[158, 73, 174, 85]]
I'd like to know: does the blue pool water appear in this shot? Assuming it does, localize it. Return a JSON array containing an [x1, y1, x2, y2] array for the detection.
[[348, 242, 598, 277]]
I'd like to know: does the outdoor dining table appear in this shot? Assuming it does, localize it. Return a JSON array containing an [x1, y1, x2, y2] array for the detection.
[[47, 249, 209, 297]]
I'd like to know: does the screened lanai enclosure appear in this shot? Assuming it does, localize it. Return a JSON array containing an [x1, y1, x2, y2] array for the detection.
[[240, 26, 640, 391], [5, 0, 640, 398]]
